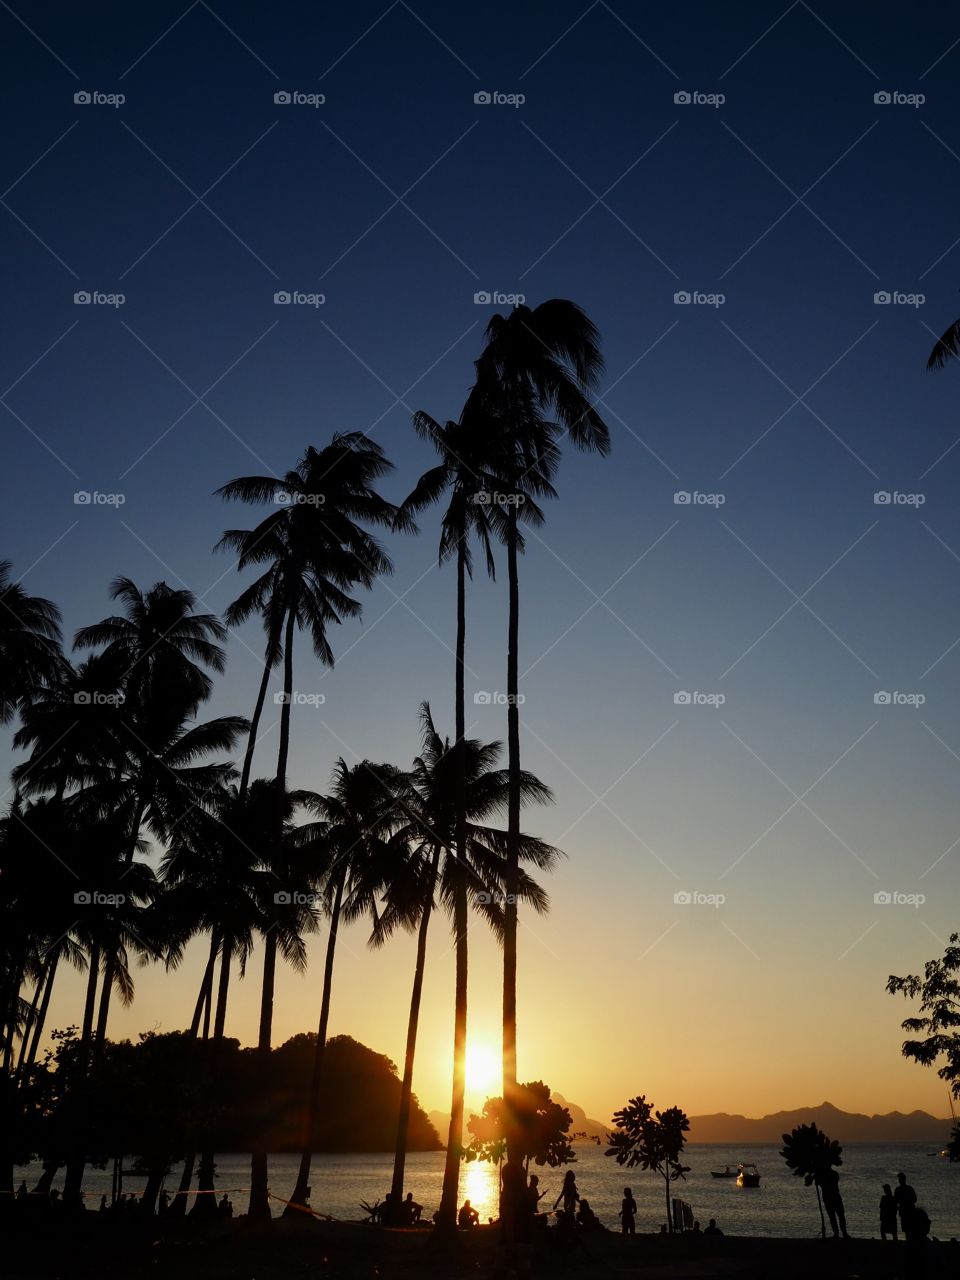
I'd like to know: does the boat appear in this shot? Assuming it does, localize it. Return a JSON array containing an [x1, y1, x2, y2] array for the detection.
[[710, 1165, 738, 1179], [736, 1163, 761, 1188]]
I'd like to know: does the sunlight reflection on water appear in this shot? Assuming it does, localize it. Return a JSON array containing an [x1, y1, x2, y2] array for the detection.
[[460, 1159, 499, 1223]]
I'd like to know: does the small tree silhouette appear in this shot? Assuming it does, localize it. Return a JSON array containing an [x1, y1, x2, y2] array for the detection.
[[605, 1095, 690, 1232], [465, 1080, 575, 1173], [780, 1122, 843, 1238], [887, 932, 960, 1107]]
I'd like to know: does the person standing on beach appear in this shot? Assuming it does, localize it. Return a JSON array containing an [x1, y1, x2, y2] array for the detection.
[[818, 1165, 848, 1239], [879, 1184, 897, 1241], [553, 1170, 580, 1217], [894, 1171, 917, 1232], [619, 1187, 637, 1235]]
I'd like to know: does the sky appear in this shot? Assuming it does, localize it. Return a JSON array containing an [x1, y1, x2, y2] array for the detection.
[[4, 0, 960, 1125]]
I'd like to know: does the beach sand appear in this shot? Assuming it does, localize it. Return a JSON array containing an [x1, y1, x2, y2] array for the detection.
[[5, 1216, 959, 1279]]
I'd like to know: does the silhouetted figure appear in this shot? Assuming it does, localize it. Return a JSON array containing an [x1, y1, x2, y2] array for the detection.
[[218, 1194, 233, 1219], [402, 1191, 422, 1224], [880, 1183, 897, 1241], [500, 1160, 527, 1242], [458, 1199, 479, 1229], [894, 1171, 917, 1231], [158, 1189, 170, 1216], [576, 1198, 601, 1231], [904, 1204, 931, 1279], [619, 1186, 637, 1235], [554, 1208, 577, 1246], [526, 1173, 544, 1216], [98, 1195, 108, 1213], [818, 1165, 848, 1239], [691, 1219, 702, 1235], [703, 1218, 723, 1237], [553, 1169, 580, 1217]]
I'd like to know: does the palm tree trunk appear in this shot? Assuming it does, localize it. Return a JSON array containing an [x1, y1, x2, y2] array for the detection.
[[816, 1182, 825, 1238], [664, 1174, 671, 1233], [286, 867, 346, 1212], [389, 844, 440, 1211], [188, 937, 234, 1217], [248, 931, 277, 1221], [14, 969, 45, 1079], [63, 945, 101, 1205], [240, 621, 279, 795], [23, 952, 58, 1078], [503, 503, 521, 1158], [190, 934, 218, 1038], [94, 956, 114, 1048], [438, 874, 469, 1227]]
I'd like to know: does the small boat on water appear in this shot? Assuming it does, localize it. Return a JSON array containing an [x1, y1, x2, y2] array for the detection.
[[710, 1165, 738, 1179], [736, 1163, 761, 1188]]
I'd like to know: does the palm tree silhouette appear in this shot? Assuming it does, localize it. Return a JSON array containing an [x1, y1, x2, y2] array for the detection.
[[286, 757, 405, 1214], [398, 407, 509, 1224], [469, 300, 609, 1153], [377, 703, 558, 1220], [217, 434, 412, 1218], [0, 560, 65, 726]]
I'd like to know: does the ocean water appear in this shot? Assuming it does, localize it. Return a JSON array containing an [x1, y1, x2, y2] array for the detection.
[[21, 1143, 960, 1238]]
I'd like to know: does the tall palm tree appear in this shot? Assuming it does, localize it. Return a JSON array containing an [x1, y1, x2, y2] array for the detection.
[[398, 407, 508, 1225], [285, 758, 406, 1213], [0, 560, 64, 725], [375, 704, 558, 1221], [469, 300, 609, 1153], [928, 305, 960, 368], [217, 435, 413, 1219]]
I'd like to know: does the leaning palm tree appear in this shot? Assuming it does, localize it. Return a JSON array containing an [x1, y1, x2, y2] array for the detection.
[[469, 300, 610, 1154], [376, 704, 558, 1223], [928, 301, 960, 369], [0, 560, 64, 724]]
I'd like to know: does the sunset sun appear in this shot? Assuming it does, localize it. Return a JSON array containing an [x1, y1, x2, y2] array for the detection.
[[465, 1042, 500, 1095]]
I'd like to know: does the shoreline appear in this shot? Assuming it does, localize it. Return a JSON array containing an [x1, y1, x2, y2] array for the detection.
[[6, 1214, 959, 1279]]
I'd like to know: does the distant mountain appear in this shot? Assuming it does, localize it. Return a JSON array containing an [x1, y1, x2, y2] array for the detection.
[[686, 1100, 953, 1144], [551, 1093, 610, 1141]]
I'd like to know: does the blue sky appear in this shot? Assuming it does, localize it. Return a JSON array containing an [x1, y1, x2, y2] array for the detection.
[[4, 1, 960, 1118]]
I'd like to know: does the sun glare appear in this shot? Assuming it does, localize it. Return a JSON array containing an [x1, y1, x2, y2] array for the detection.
[[465, 1041, 499, 1095]]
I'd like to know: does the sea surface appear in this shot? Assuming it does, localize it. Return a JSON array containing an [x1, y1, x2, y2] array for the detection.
[[21, 1143, 960, 1238]]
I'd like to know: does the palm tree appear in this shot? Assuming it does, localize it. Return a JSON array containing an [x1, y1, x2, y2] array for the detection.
[[0, 560, 64, 725], [217, 435, 413, 1219], [469, 301, 609, 1152], [398, 407, 510, 1224], [375, 704, 558, 1222], [928, 304, 960, 368], [285, 758, 406, 1213]]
